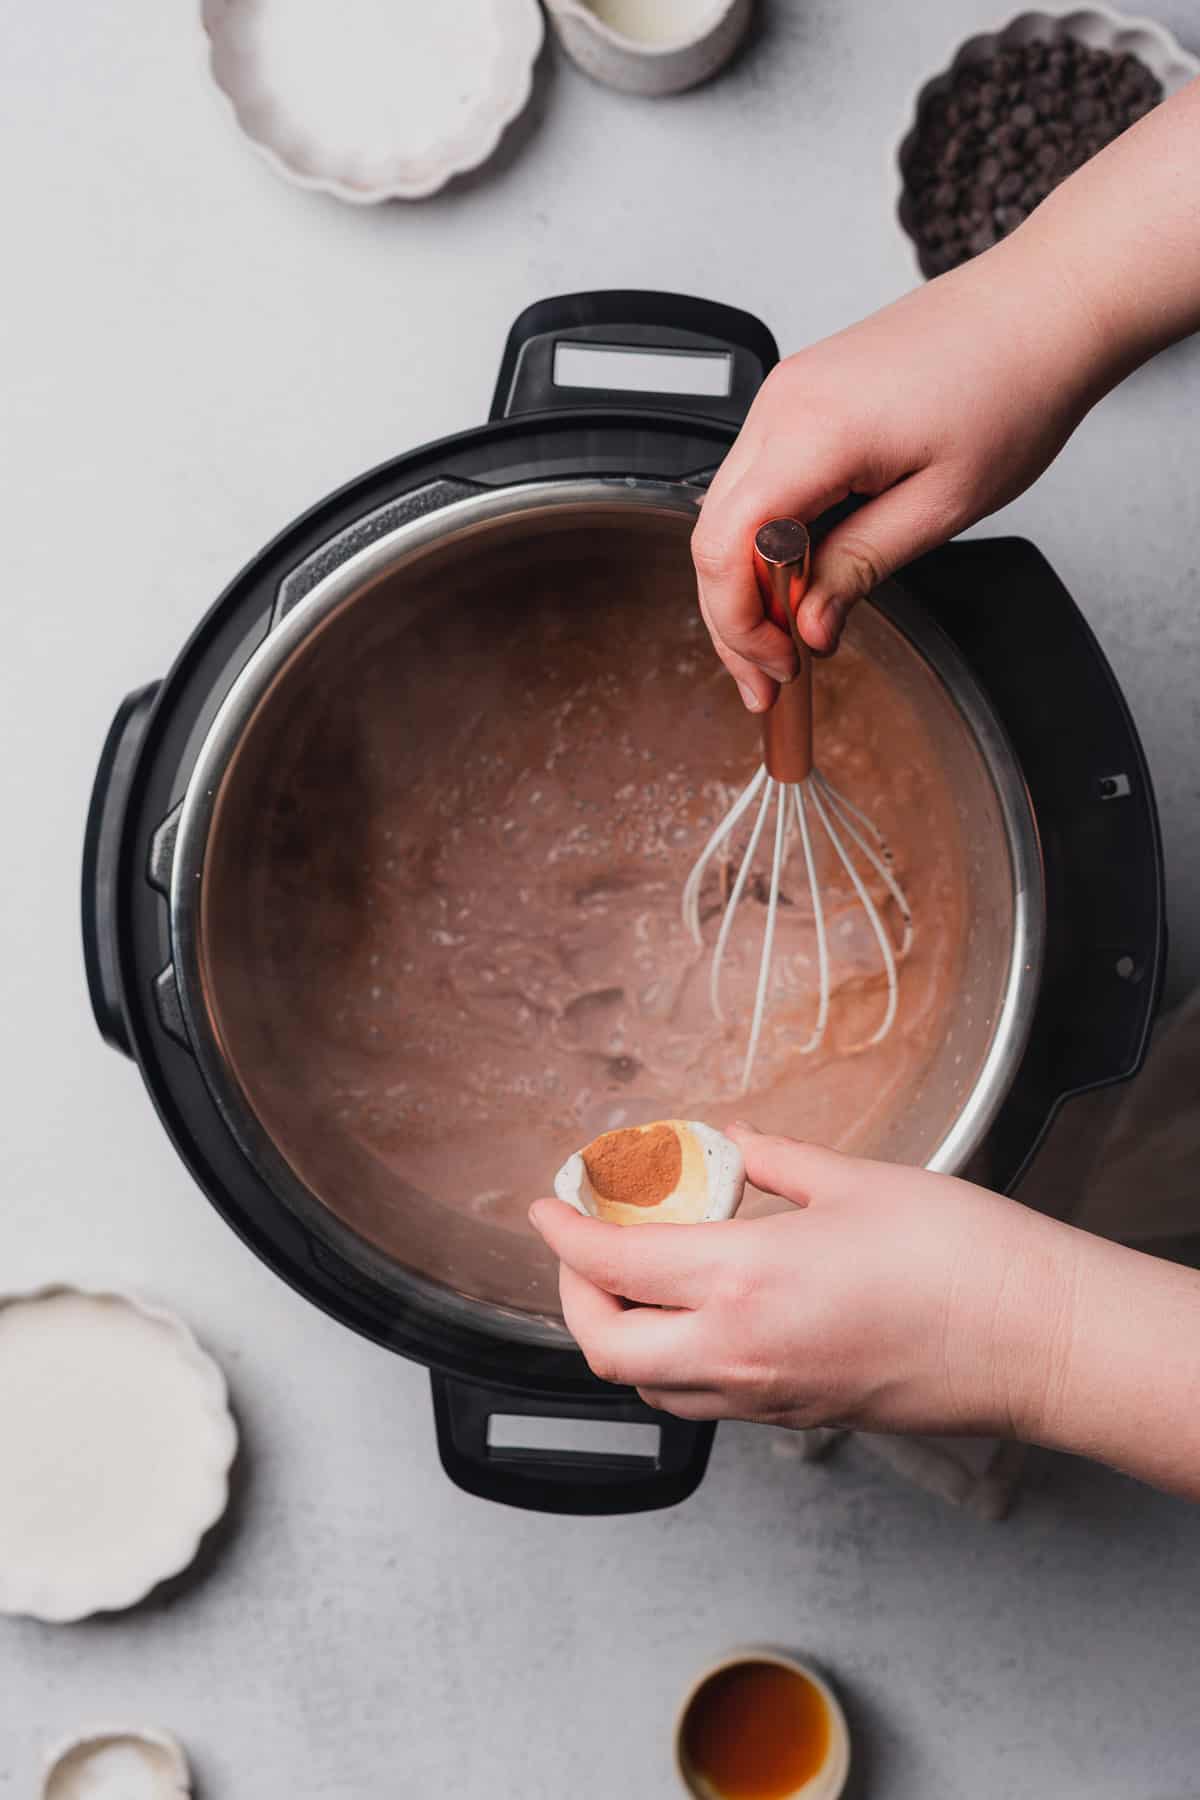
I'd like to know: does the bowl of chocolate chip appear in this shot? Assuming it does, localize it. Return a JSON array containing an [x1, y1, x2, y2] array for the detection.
[[898, 7, 1199, 277]]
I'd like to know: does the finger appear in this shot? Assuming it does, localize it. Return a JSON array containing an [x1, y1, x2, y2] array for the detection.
[[723, 1125, 850, 1207], [637, 1387, 728, 1421], [697, 417, 766, 513], [697, 587, 778, 714], [797, 471, 962, 654], [557, 1261, 625, 1336], [559, 1266, 702, 1387], [530, 1199, 720, 1309], [692, 453, 852, 679]]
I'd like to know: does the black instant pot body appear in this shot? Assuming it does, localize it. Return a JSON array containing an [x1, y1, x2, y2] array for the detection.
[[83, 293, 1165, 1514]]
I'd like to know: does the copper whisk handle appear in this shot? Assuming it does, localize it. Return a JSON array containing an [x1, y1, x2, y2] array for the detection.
[[753, 519, 813, 783]]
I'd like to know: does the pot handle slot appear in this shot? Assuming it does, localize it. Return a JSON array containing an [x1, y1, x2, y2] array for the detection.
[[490, 290, 778, 427], [82, 684, 161, 1057], [430, 1371, 715, 1515]]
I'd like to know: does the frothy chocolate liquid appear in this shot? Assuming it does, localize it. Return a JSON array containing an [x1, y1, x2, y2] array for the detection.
[[212, 547, 971, 1316]]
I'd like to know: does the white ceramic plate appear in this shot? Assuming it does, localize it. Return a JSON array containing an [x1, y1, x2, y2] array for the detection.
[[0, 1287, 237, 1622], [201, 0, 545, 203], [896, 6, 1200, 273]]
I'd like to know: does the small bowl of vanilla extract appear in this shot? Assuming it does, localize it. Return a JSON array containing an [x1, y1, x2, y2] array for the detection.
[[675, 1649, 850, 1800]]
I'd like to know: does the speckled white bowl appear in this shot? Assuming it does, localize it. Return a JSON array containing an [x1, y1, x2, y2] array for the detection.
[[555, 1120, 745, 1225], [0, 1287, 236, 1622], [675, 1648, 851, 1800], [201, 0, 545, 203], [545, 0, 753, 97], [896, 6, 1200, 275]]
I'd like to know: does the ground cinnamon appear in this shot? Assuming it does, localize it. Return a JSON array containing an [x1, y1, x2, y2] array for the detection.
[[582, 1123, 682, 1208]]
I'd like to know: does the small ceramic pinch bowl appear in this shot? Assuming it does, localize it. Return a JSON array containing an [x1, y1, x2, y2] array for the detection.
[[545, 0, 753, 97], [201, 0, 545, 203], [676, 1648, 851, 1800], [0, 1286, 237, 1622], [43, 1728, 191, 1800], [554, 1120, 745, 1225]]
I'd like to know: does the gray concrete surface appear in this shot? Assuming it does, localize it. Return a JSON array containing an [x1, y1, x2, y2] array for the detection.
[[3, 2, 1199, 1794]]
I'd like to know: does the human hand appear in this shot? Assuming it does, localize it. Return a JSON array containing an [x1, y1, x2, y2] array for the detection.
[[692, 237, 1106, 710], [530, 1126, 1078, 1439]]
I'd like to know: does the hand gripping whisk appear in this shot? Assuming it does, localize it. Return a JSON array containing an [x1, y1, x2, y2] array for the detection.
[[683, 518, 913, 1092]]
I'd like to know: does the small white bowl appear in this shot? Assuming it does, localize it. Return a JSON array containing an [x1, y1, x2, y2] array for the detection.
[[201, 0, 545, 204], [675, 1648, 851, 1800], [555, 1120, 745, 1225], [896, 6, 1200, 275], [43, 1728, 191, 1800], [545, 0, 753, 97], [0, 1287, 237, 1622]]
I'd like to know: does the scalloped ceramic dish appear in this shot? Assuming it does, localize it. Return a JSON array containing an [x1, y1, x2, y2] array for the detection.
[[201, 0, 544, 203], [0, 1287, 236, 1622], [896, 6, 1200, 274]]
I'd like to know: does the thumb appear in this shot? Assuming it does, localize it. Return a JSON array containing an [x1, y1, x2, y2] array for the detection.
[[528, 1198, 718, 1308], [725, 1124, 849, 1207], [798, 473, 962, 654]]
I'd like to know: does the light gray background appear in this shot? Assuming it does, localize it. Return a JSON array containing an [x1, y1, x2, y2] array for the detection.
[[3, 3, 1200, 1795]]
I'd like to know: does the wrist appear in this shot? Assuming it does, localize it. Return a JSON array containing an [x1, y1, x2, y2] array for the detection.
[[1008, 204, 1139, 400], [1020, 1228, 1200, 1495], [959, 225, 1119, 417], [968, 1202, 1084, 1446]]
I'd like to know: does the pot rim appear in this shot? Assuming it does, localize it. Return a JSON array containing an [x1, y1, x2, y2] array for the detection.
[[169, 476, 1045, 1348]]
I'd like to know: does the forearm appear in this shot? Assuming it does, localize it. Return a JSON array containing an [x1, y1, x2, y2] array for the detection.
[[1014, 75, 1200, 387], [1012, 1218, 1200, 1499]]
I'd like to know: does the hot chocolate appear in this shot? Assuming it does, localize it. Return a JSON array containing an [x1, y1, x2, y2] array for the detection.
[[234, 563, 969, 1266]]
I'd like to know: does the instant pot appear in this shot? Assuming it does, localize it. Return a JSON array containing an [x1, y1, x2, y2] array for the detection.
[[83, 291, 1165, 1514]]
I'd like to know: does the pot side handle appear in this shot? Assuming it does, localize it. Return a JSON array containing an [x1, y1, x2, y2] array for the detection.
[[431, 1371, 715, 1515], [490, 290, 779, 427], [82, 684, 161, 1058]]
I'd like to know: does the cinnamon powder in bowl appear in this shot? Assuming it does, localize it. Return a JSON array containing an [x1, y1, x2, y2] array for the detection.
[[554, 1120, 744, 1225]]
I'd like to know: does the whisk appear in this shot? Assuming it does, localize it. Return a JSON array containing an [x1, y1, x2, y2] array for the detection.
[[683, 517, 913, 1091]]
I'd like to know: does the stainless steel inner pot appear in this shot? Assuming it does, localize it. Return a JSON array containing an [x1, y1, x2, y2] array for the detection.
[[170, 480, 1044, 1346]]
